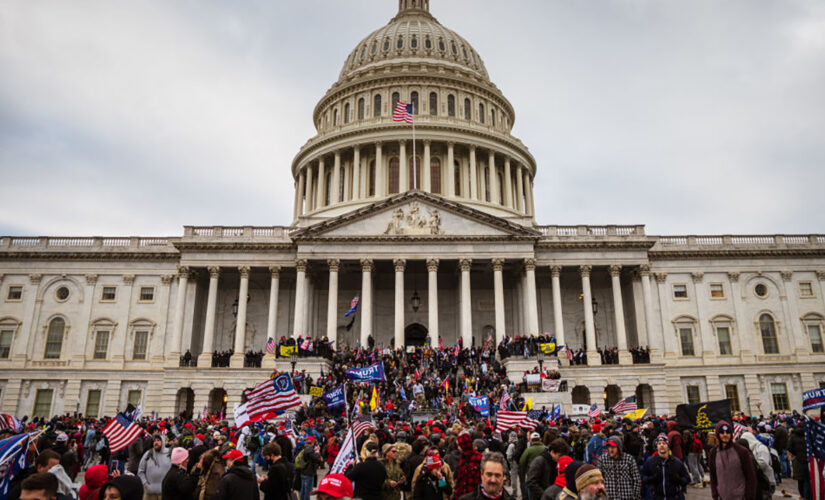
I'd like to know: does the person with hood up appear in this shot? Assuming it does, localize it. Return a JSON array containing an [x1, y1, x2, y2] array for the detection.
[[138, 435, 172, 500], [454, 433, 484, 499], [741, 431, 776, 498], [665, 421, 684, 461], [541, 455, 573, 500], [161, 447, 197, 500], [212, 449, 257, 500], [585, 424, 605, 466], [526, 437, 567, 500], [97, 474, 144, 500], [79, 465, 109, 500], [597, 435, 641, 500], [641, 434, 690, 500], [707, 421, 756, 500]]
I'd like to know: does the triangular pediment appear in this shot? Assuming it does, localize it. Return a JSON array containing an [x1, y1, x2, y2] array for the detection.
[[291, 191, 540, 241]]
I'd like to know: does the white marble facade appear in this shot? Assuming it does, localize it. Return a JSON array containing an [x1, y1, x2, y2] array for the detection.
[[2, 1, 824, 418]]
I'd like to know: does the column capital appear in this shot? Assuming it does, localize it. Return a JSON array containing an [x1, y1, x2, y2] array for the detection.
[[550, 265, 562, 277], [691, 272, 704, 283], [579, 265, 592, 278], [447, 141, 455, 148], [469, 145, 476, 152], [85, 274, 99, 286], [238, 266, 251, 279], [639, 264, 651, 277], [353, 144, 360, 152], [459, 258, 473, 272], [816, 270, 825, 281], [727, 271, 740, 282], [208, 266, 221, 279], [609, 265, 622, 278], [491, 258, 505, 272], [122, 274, 136, 285], [423, 139, 431, 146], [161, 274, 175, 285], [268, 266, 281, 278], [334, 150, 341, 159], [393, 258, 406, 272], [523, 258, 536, 271], [654, 272, 668, 284], [374, 141, 382, 149], [295, 259, 308, 273], [426, 258, 440, 272], [780, 270, 793, 282], [176, 266, 190, 278], [360, 258, 374, 272], [327, 259, 341, 272]]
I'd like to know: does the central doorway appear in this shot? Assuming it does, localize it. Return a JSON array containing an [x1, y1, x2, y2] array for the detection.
[[405, 323, 428, 346]]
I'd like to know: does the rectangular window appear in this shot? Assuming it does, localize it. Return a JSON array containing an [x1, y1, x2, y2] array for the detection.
[[686, 385, 701, 404], [799, 282, 814, 297], [716, 326, 732, 355], [771, 382, 789, 411], [7, 286, 22, 301], [33, 389, 53, 418], [0, 330, 12, 358], [725, 384, 741, 413], [673, 284, 688, 299], [85, 390, 101, 417], [679, 327, 695, 356], [93, 331, 109, 359], [808, 324, 824, 353], [127, 390, 142, 407], [133, 331, 149, 360], [138, 287, 155, 302], [101, 286, 117, 302], [710, 283, 725, 298]]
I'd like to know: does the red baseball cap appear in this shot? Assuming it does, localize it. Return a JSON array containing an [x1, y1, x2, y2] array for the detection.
[[221, 449, 243, 461], [311, 473, 353, 498]]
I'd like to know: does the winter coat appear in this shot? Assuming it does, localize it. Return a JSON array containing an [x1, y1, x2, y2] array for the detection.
[[413, 469, 454, 500], [598, 442, 641, 500], [708, 443, 757, 500], [585, 434, 605, 465], [97, 475, 144, 500], [458, 485, 515, 500], [787, 426, 807, 481], [295, 444, 322, 477], [402, 452, 425, 492], [259, 457, 293, 500], [773, 425, 788, 452], [641, 453, 690, 500], [161, 465, 198, 500], [666, 421, 684, 460], [213, 463, 258, 500], [126, 437, 145, 474], [519, 442, 546, 472], [345, 457, 387, 500], [411, 462, 455, 500], [741, 432, 776, 487], [139, 447, 172, 495], [455, 434, 484, 499], [80, 464, 110, 500], [193, 453, 225, 500], [381, 458, 405, 500], [526, 450, 557, 500]]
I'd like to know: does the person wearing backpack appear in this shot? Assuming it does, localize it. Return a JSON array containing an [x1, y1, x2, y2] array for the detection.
[[684, 429, 704, 487], [294, 437, 322, 500]]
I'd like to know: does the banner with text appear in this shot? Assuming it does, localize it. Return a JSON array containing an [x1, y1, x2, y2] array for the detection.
[[346, 361, 387, 382], [322, 386, 346, 409], [279, 345, 298, 357], [309, 386, 324, 397], [803, 388, 825, 412], [542, 379, 562, 392], [469, 395, 490, 416]]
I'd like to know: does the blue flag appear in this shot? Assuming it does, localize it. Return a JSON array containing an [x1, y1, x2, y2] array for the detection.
[[344, 294, 360, 318], [469, 395, 490, 417], [322, 386, 346, 409], [806, 417, 825, 461], [346, 361, 386, 382], [400, 387, 408, 402], [0, 433, 31, 499]]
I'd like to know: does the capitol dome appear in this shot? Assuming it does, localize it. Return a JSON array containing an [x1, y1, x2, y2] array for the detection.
[[291, 0, 537, 225]]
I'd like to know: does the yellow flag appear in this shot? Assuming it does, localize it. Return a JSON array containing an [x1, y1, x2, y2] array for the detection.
[[623, 408, 647, 420], [309, 386, 324, 397], [370, 386, 378, 411], [522, 397, 533, 411]]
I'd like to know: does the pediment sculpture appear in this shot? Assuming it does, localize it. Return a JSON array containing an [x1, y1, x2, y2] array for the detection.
[[384, 202, 443, 236]]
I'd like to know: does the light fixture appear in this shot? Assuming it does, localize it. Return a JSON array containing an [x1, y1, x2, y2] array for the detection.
[[232, 294, 251, 318], [591, 298, 598, 315], [411, 290, 421, 312], [223, 393, 228, 403]]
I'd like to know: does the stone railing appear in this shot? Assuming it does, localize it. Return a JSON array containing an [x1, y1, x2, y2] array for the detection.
[[655, 235, 825, 248], [0, 236, 175, 250], [183, 226, 293, 240], [535, 225, 646, 237]]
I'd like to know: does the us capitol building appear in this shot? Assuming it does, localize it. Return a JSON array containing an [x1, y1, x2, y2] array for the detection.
[[1, 0, 823, 419]]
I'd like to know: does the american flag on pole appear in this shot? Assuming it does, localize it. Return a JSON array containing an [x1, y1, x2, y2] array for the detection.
[[0, 414, 22, 433], [494, 411, 540, 434], [587, 403, 601, 418], [499, 392, 511, 411], [805, 417, 825, 500], [330, 428, 356, 474], [393, 101, 414, 124], [352, 416, 374, 439], [265, 337, 276, 354], [102, 413, 145, 453], [344, 295, 360, 317], [243, 373, 302, 422], [611, 396, 637, 414]]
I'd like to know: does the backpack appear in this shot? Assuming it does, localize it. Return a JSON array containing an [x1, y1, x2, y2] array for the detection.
[[692, 435, 703, 453], [245, 433, 261, 453], [294, 449, 307, 470]]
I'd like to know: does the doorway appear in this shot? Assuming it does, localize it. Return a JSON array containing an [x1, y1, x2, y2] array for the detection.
[[405, 323, 429, 346]]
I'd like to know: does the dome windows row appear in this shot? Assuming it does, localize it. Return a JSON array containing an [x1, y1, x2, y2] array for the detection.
[[348, 31, 482, 76]]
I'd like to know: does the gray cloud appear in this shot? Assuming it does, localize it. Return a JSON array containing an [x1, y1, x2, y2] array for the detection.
[[1, 0, 823, 236]]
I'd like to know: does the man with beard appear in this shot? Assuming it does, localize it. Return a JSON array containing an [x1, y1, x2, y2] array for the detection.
[[458, 452, 514, 500], [574, 464, 608, 500], [641, 434, 690, 500], [707, 421, 756, 500], [258, 443, 294, 500]]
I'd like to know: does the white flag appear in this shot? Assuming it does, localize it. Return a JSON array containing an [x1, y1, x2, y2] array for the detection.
[[330, 429, 356, 474], [233, 402, 251, 428]]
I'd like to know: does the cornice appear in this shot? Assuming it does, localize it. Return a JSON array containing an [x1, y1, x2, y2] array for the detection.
[[649, 248, 825, 259], [296, 234, 538, 243], [535, 240, 656, 250], [173, 242, 296, 252], [0, 252, 179, 261]]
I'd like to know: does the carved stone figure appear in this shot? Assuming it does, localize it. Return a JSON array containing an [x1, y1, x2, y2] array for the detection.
[[383, 203, 443, 235]]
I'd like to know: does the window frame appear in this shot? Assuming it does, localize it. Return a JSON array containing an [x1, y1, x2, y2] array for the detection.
[[672, 283, 689, 300], [133, 330, 150, 360], [808, 324, 824, 353], [724, 384, 741, 412], [44, 317, 66, 359], [138, 286, 155, 303], [6, 285, 23, 302], [709, 283, 725, 299], [100, 286, 117, 303], [373, 94, 382, 118], [770, 382, 790, 411], [33, 389, 54, 418], [85, 389, 102, 417], [799, 281, 814, 298], [0, 329, 13, 359], [430, 157, 442, 195], [93, 329, 110, 360], [447, 94, 455, 117], [715, 324, 733, 355], [127, 390, 143, 408], [686, 385, 701, 405], [388, 157, 400, 194], [429, 92, 437, 116], [759, 313, 780, 354], [358, 98, 365, 120], [677, 322, 696, 357]]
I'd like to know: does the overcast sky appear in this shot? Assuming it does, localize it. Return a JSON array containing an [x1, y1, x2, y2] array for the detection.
[[1, 0, 824, 237]]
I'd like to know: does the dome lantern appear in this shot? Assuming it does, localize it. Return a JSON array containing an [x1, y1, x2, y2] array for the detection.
[[398, 0, 429, 14]]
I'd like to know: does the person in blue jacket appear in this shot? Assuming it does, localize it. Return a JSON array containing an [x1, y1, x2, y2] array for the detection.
[[641, 434, 690, 500]]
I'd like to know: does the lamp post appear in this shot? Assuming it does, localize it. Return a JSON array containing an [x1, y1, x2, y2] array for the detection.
[[537, 350, 545, 372], [289, 349, 298, 378]]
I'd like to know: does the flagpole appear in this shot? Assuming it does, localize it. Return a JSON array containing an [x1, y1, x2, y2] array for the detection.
[[412, 107, 417, 190]]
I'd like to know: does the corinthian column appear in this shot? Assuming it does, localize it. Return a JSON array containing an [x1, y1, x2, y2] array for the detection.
[[198, 266, 220, 367], [331, 151, 341, 204], [551, 266, 566, 362], [326, 260, 340, 344], [263, 266, 280, 368], [492, 259, 506, 346], [230, 266, 250, 368], [316, 158, 326, 208], [293, 260, 307, 339], [580, 265, 601, 366], [610, 265, 632, 364], [394, 259, 406, 349], [447, 142, 455, 198], [167, 266, 189, 365], [360, 259, 374, 347], [460, 259, 473, 347], [427, 259, 439, 346], [524, 259, 539, 335]]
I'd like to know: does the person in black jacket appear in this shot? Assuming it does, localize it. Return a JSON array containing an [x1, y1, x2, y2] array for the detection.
[[162, 448, 197, 500], [526, 437, 567, 500], [345, 441, 387, 500], [258, 443, 294, 500], [413, 452, 453, 500], [213, 450, 258, 500]]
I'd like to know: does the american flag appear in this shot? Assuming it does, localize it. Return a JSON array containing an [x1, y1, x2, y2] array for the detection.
[[344, 295, 360, 317], [352, 416, 374, 439], [611, 396, 637, 414], [494, 411, 539, 434], [282, 417, 296, 440], [393, 101, 414, 124], [499, 392, 511, 411], [244, 373, 302, 422], [102, 413, 145, 453], [587, 403, 601, 418], [733, 423, 744, 441], [805, 417, 825, 500], [265, 337, 276, 354], [0, 414, 22, 433]]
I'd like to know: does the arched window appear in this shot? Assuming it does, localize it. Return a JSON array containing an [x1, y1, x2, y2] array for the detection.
[[454, 161, 462, 196], [333, 109, 338, 126], [370, 41, 377, 56], [388, 157, 400, 194], [676, 321, 696, 356], [409, 156, 421, 190], [45, 317, 65, 359], [425, 36, 432, 50], [479, 103, 485, 124], [430, 157, 442, 194], [392, 92, 400, 113], [411, 36, 418, 49], [429, 92, 437, 115], [447, 94, 455, 116], [383, 38, 390, 53], [760, 314, 779, 354], [490, 108, 496, 127], [324, 171, 332, 205], [368, 160, 376, 196], [464, 98, 471, 120], [358, 98, 365, 120], [410, 91, 418, 114], [397, 36, 404, 50], [344, 103, 350, 124], [373, 94, 382, 117]]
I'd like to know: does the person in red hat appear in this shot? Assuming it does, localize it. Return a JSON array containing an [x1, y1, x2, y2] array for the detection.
[[412, 450, 453, 500], [311, 473, 353, 500], [213, 449, 257, 500]]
